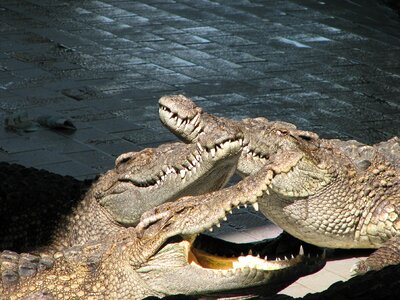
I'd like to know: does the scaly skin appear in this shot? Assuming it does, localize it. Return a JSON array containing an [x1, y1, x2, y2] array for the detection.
[[0, 160, 323, 299], [0, 125, 243, 252], [159, 94, 400, 274]]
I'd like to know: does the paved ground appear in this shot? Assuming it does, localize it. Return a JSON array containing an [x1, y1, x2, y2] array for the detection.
[[0, 0, 399, 297]]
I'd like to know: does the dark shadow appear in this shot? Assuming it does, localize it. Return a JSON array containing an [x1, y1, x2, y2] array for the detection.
[[0, 162, 92, 252]]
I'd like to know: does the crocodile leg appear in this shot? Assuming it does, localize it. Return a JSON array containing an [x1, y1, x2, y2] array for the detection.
[[353, 235, 400, 275]]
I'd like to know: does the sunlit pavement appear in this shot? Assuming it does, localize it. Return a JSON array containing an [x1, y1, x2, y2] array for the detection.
[[1, 0, 399, 297]]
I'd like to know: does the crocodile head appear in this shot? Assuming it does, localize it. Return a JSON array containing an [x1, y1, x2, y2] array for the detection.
[[92, 126, 243, 226], [1, 162, 323, 299], [159, 94, 238, 144], [159, 94, 319, 177], [131, 161, 324, 297]]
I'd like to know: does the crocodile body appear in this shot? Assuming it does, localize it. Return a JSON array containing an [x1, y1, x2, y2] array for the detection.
[[159, 94, 400, 274], [0, 161, 323, 299], [1, 126, 243, 252]]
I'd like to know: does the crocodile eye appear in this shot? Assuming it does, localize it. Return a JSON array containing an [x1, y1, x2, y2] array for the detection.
[[276, 130, 287, 136], [116, 156, 131, 168], [356, 159, 372, 171], [298, 134, 312, 141]]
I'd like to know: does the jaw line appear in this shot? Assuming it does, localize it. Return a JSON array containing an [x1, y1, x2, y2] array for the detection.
[[119, 139, 242, 191]]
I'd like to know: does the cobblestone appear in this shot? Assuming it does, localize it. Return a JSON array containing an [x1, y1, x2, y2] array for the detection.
[[0, 0, 399, 296]]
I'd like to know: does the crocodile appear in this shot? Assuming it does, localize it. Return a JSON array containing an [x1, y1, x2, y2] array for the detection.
[[159, 94, 400, 274], [0, 159, 323, 299], [0, 125, 243, 252]]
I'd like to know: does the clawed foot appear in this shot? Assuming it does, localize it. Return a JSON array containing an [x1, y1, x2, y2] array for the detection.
[[351, 237, 400, 276], [350, 259, 371, 276]]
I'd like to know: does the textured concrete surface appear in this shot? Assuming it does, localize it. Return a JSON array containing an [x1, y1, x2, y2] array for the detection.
[[0, 0, 399, 297]]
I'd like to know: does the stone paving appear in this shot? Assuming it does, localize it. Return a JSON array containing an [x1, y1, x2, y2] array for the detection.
[[0, 0, 400, 297]]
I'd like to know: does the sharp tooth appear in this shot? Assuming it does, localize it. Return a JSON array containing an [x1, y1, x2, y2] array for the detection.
[[176, 118, 183, 127], [191, 114, 200, 125], [161, 175, 165, 181], [180, 169, 186, 178], [192, 159, 197, 166], [243, 204, 247, 208], [322, 249, 327, 259], [185, 123, 195, 133], [299, 245, 304, 256], [223, 216, 227, 221], [156, 180, 161, 185], [291, 254, 295, 259], [252, 202, 259, 211], [276, 257, 281, 261], [248, 249, 253, 256], [210, 148, 216, 158], [196, 154, 201, 161], [197, 143, 203, 152], [209, 227, 213, 232], [168, 111, 174, 118], [216, 223, 221, 228], [284, 256, 288, 260], [229, 210, 233, 214]]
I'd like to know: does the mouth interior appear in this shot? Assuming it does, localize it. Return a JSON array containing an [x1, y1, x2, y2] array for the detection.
[[185, 230, 308, 272], [189, 247, 237, 270]]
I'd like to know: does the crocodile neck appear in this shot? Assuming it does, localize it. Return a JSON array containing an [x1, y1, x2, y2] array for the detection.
[[260, 180, 361, 248], [261, 160, 399, 249], [50, 193, 123, 250]]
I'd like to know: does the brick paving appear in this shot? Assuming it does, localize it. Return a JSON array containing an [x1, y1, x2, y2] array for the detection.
[[0, 0, 399, 297]]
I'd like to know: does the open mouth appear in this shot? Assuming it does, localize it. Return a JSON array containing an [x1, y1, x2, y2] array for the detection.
[[177, 206, 324, 274], [189, 240, 303, 272]]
